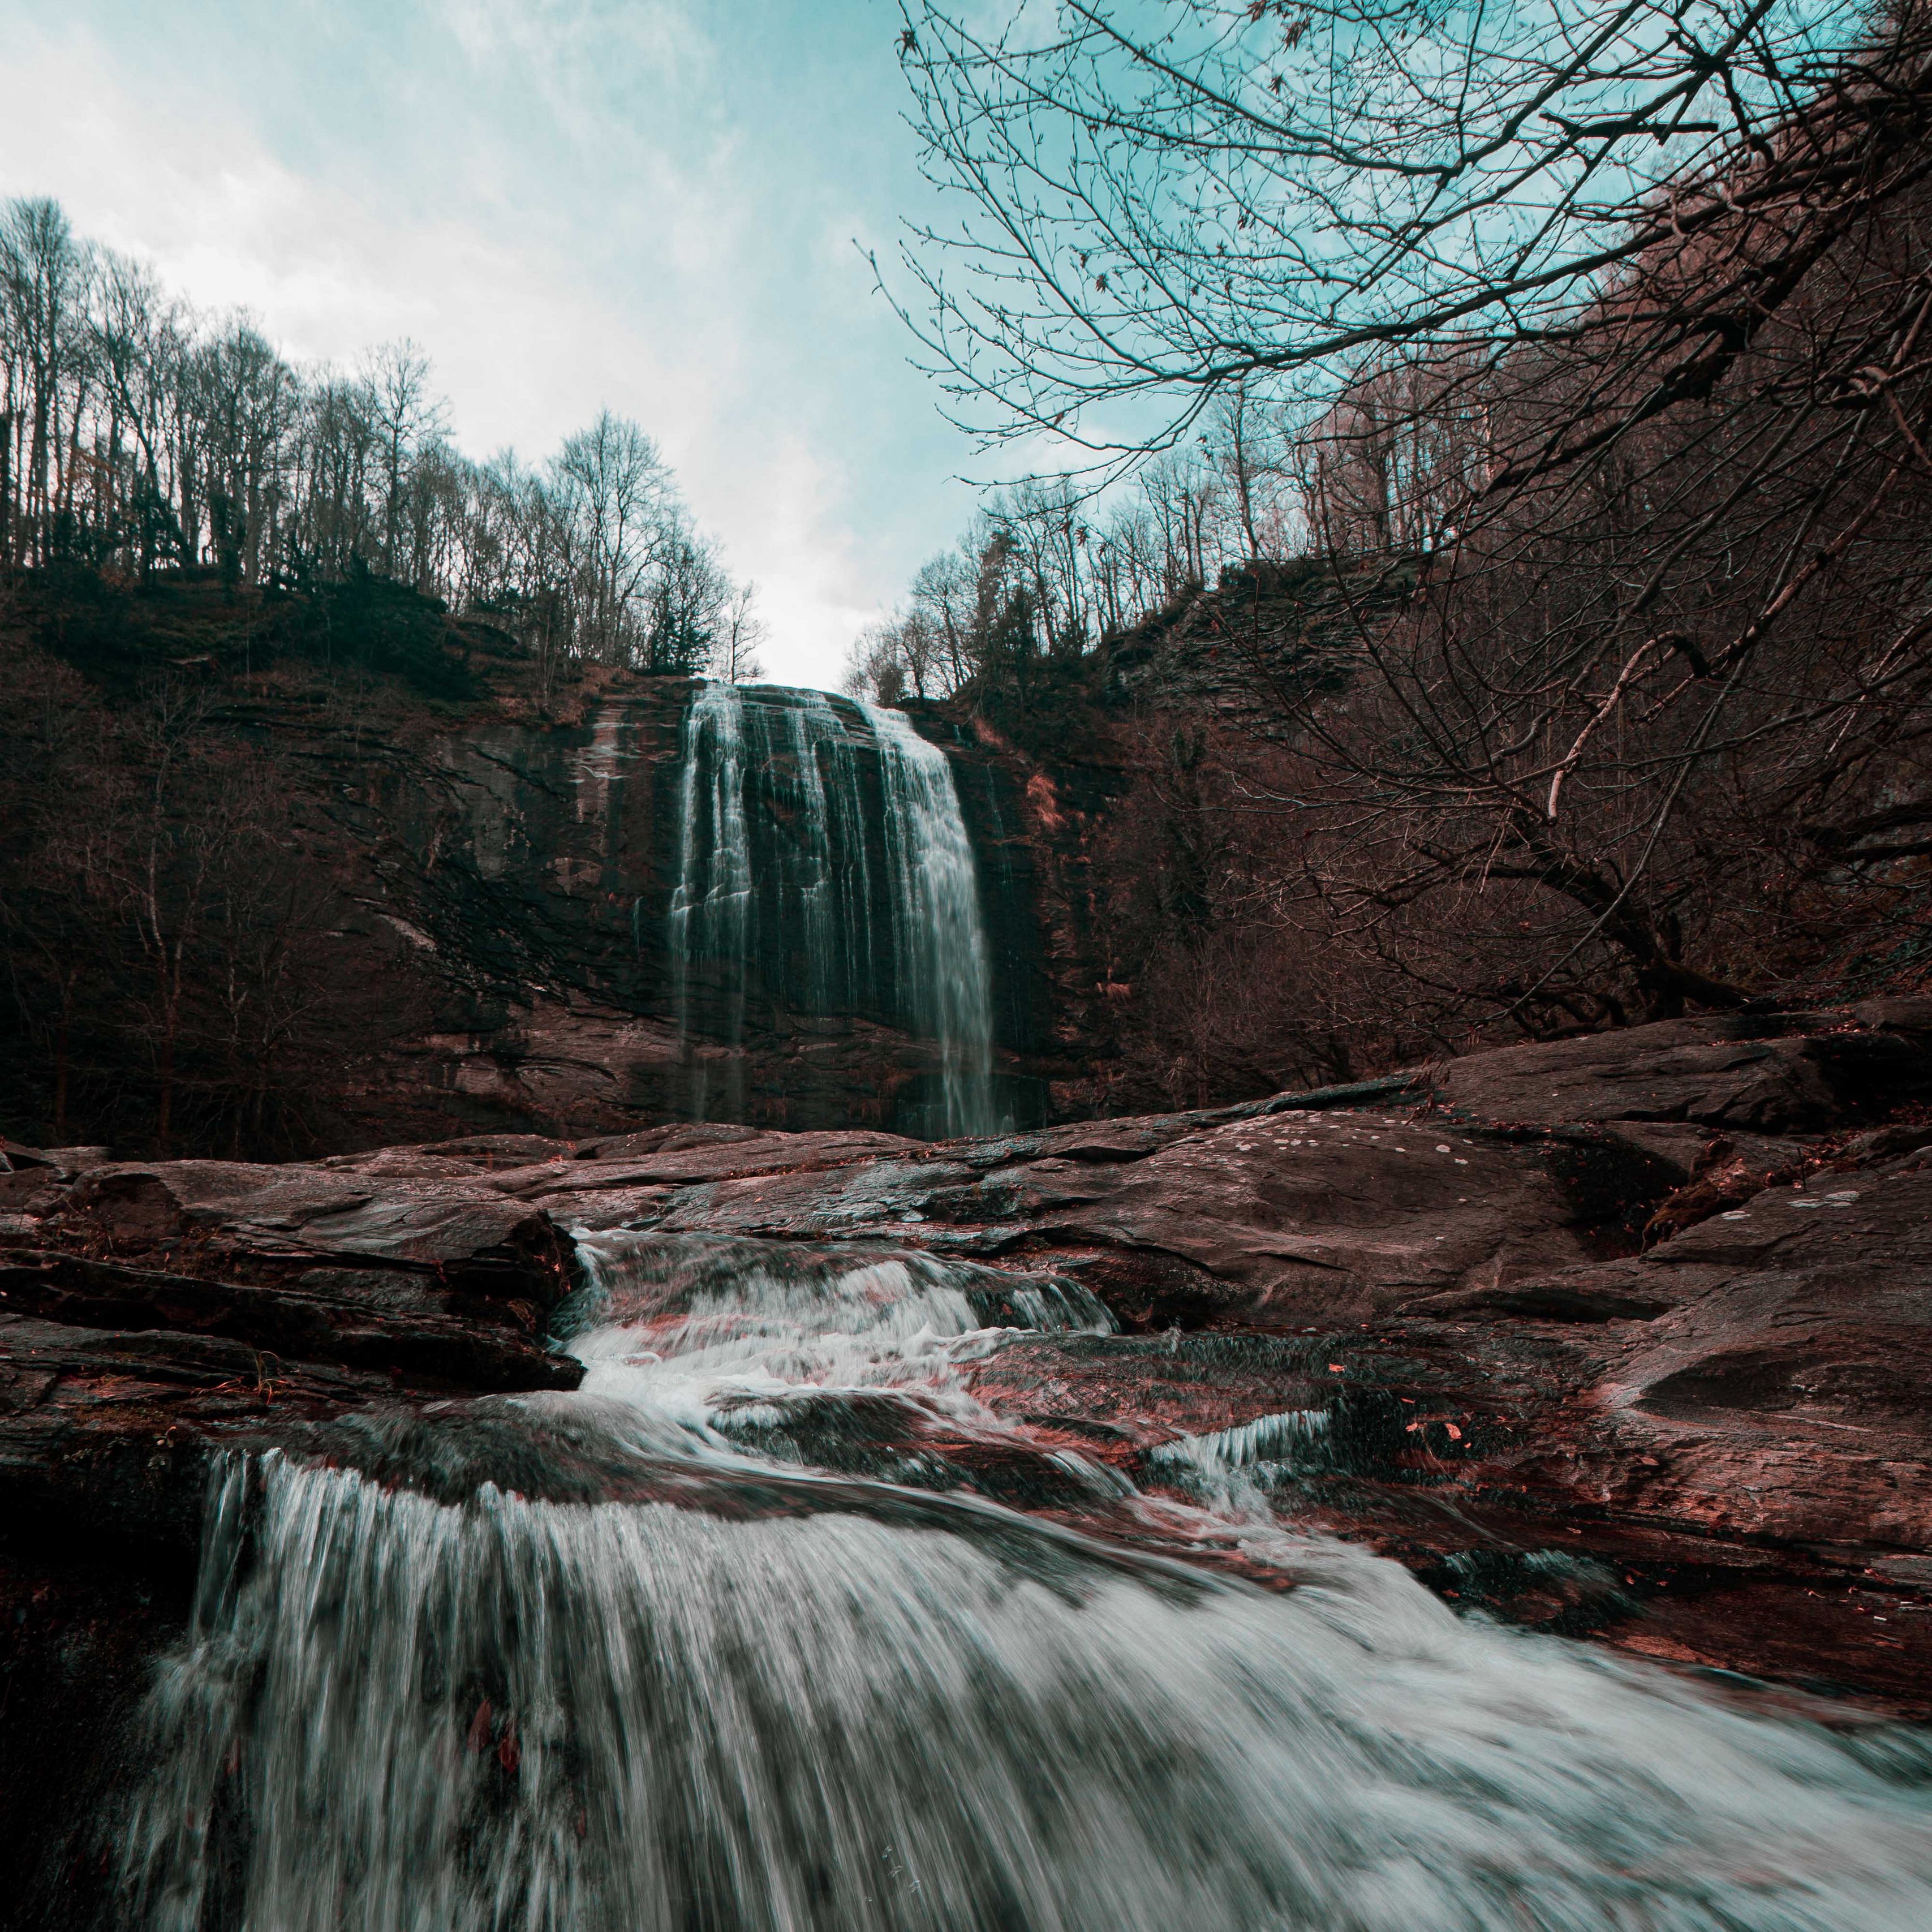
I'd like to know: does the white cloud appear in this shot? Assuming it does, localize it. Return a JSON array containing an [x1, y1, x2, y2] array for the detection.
[[0, 1, 971, 689]]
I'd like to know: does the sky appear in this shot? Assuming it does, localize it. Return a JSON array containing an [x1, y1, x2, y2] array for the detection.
[[0, 0, 989, 689]]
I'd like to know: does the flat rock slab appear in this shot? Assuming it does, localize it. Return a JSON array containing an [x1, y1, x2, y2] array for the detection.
[[0, 1311, 384, 1554], [487, 1129, 927, 1199], [0, 1250, 582, 1398], [57, 1161, 578, 1306], [1433, 1002, 1932, 1133], [2, 1001, 1929, 1710], [556, 1113, 1674, 1326]]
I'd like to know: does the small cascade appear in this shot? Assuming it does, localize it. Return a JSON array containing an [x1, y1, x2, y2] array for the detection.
[[119, 1230, 1932, 1932], [666, 682, 1006, 1135], [861, 701, 1001, 1138], [565, 1231, 1113, 1460], [1144, 1408, 1334, 1517]]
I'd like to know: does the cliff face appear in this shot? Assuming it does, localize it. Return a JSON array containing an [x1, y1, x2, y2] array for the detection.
[[349, 681, 1125, 1139], [0, 579, 1129, 1155]]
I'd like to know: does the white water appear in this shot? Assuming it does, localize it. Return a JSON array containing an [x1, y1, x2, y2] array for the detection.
[[119, 1233, 1932, 1931], [568, 1232, 1111, 1443], [669, 681, 754, 1119], [1145, 1408, 1335, 1517], [780, 692, 844, 1010], [859, 700, 1002, 1137], [666, 682, 1005, 1135], [777, 690, 880, 1021]]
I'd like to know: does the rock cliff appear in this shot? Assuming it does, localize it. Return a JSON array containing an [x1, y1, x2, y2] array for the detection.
[[0, 581, 1133, 1153]]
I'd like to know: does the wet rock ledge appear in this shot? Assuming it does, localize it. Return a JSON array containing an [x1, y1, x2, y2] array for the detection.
[[4, 997, 1932, 1916]]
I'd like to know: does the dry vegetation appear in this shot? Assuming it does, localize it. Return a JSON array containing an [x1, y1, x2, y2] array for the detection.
[[864, 0, 1932, 1108]]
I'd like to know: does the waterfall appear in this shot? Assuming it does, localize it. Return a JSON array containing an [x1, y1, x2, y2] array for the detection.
[[667, 683, 1005, 1137], [119, 1231, 1932, 1932], [668, 681, 752, 1120], [780, 695, 840, 1009], [861, 701, 1002, 1139], [777, 691, 879, 1021]]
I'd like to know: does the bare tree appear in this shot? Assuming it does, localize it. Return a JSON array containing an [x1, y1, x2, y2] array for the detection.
[[640, 515, 730, 674], [717, 579, 767, 683], [881, 0, 1932, 1038], [289, 371, 379, 578], [890, 1, 1932, 461], [362, 338, 445, 578], [0, 199, 88, 562], [844, 621, 911, 705], [197, 316, 298, 584], [552, 409, 671, 661], [88, 249, 183, 575]]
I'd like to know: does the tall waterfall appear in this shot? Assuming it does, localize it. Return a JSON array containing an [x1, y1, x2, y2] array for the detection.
[[860, 702, 1000, 1140], [785, 690, 879, 1021], [668, 682, 1004, 1137], [668, 682, 753, 1121], [118, 1232, 1932, 1931]]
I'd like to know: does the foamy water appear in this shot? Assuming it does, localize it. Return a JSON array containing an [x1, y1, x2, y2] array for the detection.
[[117, 1230, 1932, 1930]]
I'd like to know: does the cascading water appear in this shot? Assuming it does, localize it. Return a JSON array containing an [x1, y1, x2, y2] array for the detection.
[[859, 701, 1001, 1138], [778, 691, 879, 1021], [667, 682, 1005, 1135], [780, 693, 843, 1008], [120, 1230, 1932, 1931], [669, 681, 754, 1120]]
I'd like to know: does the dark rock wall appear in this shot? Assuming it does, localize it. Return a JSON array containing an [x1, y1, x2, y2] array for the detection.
[[320, 681, 1114, 1145], [0, 580, 1128, 1156], [937, 711, 1136, 1114], [0, 1546, 184, 1932]]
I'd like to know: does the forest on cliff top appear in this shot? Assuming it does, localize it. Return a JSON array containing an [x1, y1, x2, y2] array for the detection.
[[0, 200, 766, 692]]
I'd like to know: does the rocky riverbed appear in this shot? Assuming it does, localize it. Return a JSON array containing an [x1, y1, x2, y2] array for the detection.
[[5, 1000, 1931, 1923]]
